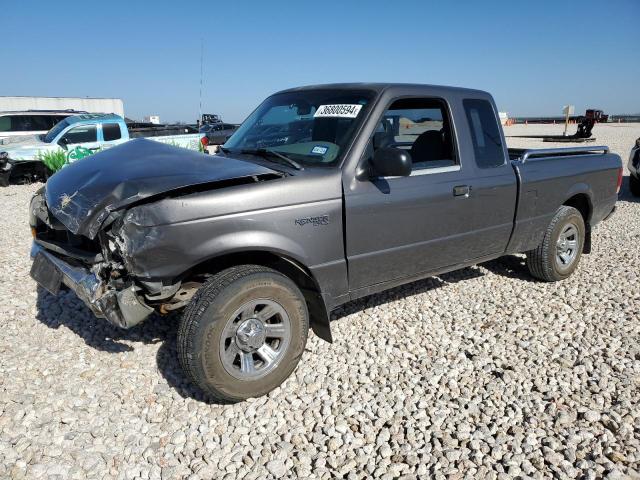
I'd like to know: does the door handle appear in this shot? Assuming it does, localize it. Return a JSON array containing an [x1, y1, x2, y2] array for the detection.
[[453, 185, 470, 197]]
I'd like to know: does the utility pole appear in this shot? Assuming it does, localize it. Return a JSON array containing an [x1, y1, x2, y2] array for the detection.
[[198, 38, 203, 127]]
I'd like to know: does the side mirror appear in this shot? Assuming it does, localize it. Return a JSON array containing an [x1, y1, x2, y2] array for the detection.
[[371, 147, 412, 177], [57, 137, 69, 149]]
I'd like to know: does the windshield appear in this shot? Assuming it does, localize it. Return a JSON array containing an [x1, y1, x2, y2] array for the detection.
[[44, 119, 70, 143], [224, 89, 374, 166]]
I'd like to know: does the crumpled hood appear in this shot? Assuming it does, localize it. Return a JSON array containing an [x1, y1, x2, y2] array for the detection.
[[44, 138, 279, 239]]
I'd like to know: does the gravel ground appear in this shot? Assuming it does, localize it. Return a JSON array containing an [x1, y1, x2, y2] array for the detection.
[[1, 123, 639, 480]]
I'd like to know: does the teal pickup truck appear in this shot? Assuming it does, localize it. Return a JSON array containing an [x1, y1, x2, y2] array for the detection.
[[0, 113, 207, 185]]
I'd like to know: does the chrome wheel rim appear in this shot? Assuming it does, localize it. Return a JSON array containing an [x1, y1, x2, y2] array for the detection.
[[556, 223, 579, 269], [219, 299, 291, 380]]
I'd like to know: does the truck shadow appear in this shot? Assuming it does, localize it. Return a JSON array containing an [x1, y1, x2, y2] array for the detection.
[[34, 286, 218, 403], [35, 287, 170, 354], [619, 176, 639, 203], [331, 258, 534, 321], [331, 266, 483, 318], [480, 255, 538, 282], [34, 260, 532, 404]]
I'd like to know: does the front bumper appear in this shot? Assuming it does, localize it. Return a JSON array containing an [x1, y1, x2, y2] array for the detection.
[[30, 242, 153, 328], [0, 157, 11, 185]]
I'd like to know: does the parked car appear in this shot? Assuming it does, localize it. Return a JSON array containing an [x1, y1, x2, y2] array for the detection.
[[200, 122, 239, 145], [0, 110, 85, 140], [0, 113, 208, 185], [29, 83, 621, 402], [628, 137, 640, 196]]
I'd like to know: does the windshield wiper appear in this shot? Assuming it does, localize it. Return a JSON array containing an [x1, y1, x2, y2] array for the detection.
[[239, 148, 303, 170]]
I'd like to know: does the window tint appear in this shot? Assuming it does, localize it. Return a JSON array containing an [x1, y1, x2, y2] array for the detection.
[[61, 125, 97, 144], [30, 116, 53, 131], [0, 115, 68, 132], [0, 117, 10, 132], [373, 98, 457, 170], [103, 123, 121, 141], [12, 116, 37, 132], [463, 99, 505, 168]]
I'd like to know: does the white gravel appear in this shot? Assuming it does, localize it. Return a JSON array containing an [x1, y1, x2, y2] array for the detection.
[[1, 124, 639, 479]]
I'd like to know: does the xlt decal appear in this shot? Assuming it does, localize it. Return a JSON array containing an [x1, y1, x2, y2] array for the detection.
[[295, 215, 329, 227]]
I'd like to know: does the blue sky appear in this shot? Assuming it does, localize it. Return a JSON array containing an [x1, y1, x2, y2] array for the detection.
[[3, 0, 639, 123]]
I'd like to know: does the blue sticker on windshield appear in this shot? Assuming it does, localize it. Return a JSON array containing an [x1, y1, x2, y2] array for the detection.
[[311, 145, 328, 155]]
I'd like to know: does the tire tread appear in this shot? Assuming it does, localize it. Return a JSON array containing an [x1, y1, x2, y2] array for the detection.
[[178, 265, 303, 402], [526, 206, 583, 282]]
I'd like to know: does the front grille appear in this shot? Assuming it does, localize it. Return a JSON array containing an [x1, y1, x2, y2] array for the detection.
[[35, 224, 102, 254], [33, 205, 103, 263], [30, 191, 103, 262]]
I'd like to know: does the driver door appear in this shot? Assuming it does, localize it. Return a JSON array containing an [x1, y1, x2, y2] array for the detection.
[[344, 97, 480, 291]]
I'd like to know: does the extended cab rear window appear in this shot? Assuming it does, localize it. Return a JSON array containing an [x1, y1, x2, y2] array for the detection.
[[463, 99, 505, 168], [103, 123, 121, 141]]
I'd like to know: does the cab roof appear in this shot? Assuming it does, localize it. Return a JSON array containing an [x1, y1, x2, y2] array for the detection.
[[276, 82, 488, 97], [65, 113, 123, 125]]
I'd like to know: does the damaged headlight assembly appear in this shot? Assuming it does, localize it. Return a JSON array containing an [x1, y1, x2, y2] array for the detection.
[[100, 209, 197, 324]]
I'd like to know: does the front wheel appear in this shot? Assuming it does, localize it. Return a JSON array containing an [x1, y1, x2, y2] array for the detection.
[[526, 206, 585, 282], [630, 174, 640, 197], [177, 265, 309, 402]]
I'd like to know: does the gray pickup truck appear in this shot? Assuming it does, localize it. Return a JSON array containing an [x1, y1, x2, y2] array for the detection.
[[29, 84, 622, 401]]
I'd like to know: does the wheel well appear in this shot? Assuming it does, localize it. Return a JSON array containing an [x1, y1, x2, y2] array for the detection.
[[186, 251, 332, 342], [563, 194, 592, 253]]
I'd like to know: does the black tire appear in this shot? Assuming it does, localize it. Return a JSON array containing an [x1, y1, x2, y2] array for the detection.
[[178, 265, 309, 402], [526, 206, 585, 282], [630, 175, 640, 197]]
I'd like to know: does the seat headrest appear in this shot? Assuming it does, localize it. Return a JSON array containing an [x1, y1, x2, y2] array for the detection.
[[410, 130, 445, 162]]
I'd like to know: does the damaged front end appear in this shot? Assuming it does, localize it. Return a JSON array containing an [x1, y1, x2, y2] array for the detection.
[[31, 243, 153, 328], [28, 140, 284, 328], [30, 190, 157, 328]]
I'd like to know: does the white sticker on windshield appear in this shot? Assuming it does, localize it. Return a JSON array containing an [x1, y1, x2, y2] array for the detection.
[[310, 145, 328, 155], [314, 104, 362, 118]]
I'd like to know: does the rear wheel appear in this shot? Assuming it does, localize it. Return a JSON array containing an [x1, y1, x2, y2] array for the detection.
[[177, 265, 309, 402], [630, 174, 640, 197], [526, 206, 585, 282]]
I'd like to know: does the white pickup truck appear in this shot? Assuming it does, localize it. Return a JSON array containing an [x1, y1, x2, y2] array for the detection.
[[0, 113, 208, 185]]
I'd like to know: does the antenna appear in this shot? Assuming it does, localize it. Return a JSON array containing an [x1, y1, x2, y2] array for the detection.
[[198, 38, 203, 126]]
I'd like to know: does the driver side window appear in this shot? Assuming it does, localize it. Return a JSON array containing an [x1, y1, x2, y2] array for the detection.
[[372, 98, 457, 171], [60, 125, 97, 145]]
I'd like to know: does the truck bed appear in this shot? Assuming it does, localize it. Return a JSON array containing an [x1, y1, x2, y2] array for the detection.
[[506, 145, 620, 255], [508, 145, 610, 161]]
